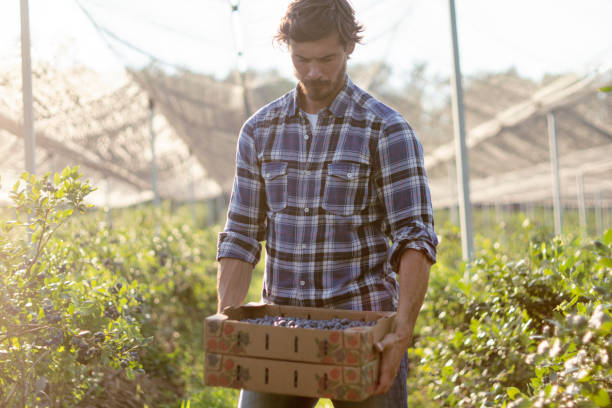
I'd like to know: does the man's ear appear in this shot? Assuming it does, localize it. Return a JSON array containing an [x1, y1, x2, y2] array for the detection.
[[345, 41, 355, 56]]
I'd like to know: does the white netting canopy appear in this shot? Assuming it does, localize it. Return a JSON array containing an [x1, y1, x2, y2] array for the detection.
[[1, 0, 611, 210]]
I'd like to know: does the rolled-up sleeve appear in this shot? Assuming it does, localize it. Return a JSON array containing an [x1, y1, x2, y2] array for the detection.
[[374, 115, 438, 270], [217, 119, 266, 266]]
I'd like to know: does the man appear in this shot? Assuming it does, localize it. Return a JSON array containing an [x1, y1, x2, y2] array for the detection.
[[216, 0, 438, 406]]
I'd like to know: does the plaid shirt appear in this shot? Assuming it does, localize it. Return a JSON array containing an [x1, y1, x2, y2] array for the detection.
[[217, 77, 437, 311]]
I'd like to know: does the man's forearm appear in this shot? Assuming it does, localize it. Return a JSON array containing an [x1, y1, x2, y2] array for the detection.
[[217, 258, 254, 313], [394, 248, 431, 343], [372, 247, 432, 394]]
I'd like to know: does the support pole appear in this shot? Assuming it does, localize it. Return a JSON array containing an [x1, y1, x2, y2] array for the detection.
[[577, 173, 586, 235], [595, 191, 603, 237], [50, 153, 56, 175], [448, 0, 474, 262], [189, 153, 196, 224], [105, 178, 113, 229], [149, 98, 159, 206], [527, 202, 535, 221], [229, 0, 251, 118], [547, 112, 562, 236], [20, 0, 35, 175]]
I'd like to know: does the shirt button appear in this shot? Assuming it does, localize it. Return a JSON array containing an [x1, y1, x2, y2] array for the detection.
[[304, 207, 310, 213], [300, 280, 305, 286], [301, 244, 307, 248], [304, 135, 309, 140], [347, 172, 353, 178], [305, 170, 311, 175]]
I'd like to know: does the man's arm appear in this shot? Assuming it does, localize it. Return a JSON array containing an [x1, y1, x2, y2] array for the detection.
[[216, 119, 266, 309], [217, 258, 254, 313], [373, 248, 431, 395]]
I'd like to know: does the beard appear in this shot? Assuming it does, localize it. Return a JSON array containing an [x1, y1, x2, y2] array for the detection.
[[297, 59, 347, 103]]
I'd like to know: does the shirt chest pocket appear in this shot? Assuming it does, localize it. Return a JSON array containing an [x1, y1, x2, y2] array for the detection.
[[322, 162, 371, 216], [262, 161, 288, 212]]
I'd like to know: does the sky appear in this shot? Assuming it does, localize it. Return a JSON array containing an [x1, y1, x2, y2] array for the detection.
[[1, 0, 612, 84]]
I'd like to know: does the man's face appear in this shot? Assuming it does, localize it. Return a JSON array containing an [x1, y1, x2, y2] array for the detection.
[[290, 33, 355, 107]]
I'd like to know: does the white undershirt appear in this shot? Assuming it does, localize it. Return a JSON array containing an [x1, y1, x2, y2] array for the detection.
[[305, 112, 318, 129]]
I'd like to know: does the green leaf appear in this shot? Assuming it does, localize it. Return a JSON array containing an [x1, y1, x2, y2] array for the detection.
[[603, 229, 612, 246], [599, 257, 612, 268], [600, 320, 612, 335], [591, 388, 610, 407], [507, 387, 521, 400], [441, 364, 453, 378], [599, 86, 612, 92]]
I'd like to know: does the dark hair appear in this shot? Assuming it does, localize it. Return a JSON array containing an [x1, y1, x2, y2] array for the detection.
[[275, 0, 364, 47]]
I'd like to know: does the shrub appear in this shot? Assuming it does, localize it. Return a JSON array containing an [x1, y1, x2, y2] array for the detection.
[[0, 169, 148, 407], [409, 228, 612, 407]]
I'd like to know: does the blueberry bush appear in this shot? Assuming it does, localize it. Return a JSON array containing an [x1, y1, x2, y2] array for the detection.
[[2, 168, 610, 408], [0, 168, 148, 407], [408, 223, 612, 407]]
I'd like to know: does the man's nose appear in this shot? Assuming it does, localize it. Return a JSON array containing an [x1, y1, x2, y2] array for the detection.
[[306, 64, 323, 80]]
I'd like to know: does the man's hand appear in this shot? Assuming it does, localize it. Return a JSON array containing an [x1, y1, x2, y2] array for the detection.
[[372, 329, 412, 394], [371, 248, 431, 395]]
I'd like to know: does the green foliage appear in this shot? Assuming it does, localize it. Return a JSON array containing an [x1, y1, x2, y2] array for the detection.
[[0, 168, 148, 407], [3, 170, 610, 407], [0, 169, 227, 407], [51, 204, 223, 405], [179, 387, 238, 408], [409, 225, 612, 407]]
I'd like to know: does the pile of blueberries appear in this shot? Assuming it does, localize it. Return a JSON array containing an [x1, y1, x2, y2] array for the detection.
[[240, 315, 376, 330]]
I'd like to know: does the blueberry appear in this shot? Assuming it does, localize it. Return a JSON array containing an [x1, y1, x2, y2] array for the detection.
[[45, 312, 61, 324], [104, 303, 120, 320]]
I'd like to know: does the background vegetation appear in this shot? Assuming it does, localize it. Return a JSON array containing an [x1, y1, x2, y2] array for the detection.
[[1, 170, 610, 407]]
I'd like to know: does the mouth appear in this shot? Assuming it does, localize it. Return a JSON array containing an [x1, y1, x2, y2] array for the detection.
[[305, 81, 330, 89]]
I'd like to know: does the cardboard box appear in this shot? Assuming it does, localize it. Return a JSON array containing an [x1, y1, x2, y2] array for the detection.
[[204, 303, 395, 401]]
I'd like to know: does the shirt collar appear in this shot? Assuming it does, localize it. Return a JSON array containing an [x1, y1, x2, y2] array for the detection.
[[284, 76, 355, 119]]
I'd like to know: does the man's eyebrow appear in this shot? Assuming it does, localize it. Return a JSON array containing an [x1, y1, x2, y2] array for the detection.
[[294, 52, 338, 60], [319, 53, 337, 59]]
